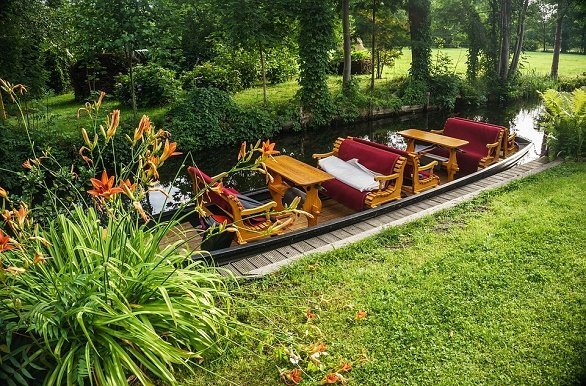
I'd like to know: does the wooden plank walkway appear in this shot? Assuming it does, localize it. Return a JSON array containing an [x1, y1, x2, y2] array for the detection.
[[220, 158, 560, 278]]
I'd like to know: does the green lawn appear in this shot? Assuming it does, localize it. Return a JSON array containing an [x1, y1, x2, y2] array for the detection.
[[6, 92, 170, 137], [234, 48, 586, 106], [185, 162, 586, 385]]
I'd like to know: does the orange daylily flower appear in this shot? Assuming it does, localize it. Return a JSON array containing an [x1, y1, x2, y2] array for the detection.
[[133, 201, 149, 222], [260, 140, 279, 157], [0, 230, 14, 253], [238, 141, 247, 160], [338, 362, 352, 373], [309, 342, 327, 354], [88, 170, 122, 199], [118, 179, 137, 198], [0, 186, 8, 199], [34, 251, 46, 264], [321, 373, 346, 385], [280, 368, 302, 385], [145, 156, 160, 180], [134, 115, 152, 142], [355, 310, 367, 320], [22, 159, 32, 169], [106, 109, 120, 140], [160, 140, 181, 162], [13, 203, 28, 229]]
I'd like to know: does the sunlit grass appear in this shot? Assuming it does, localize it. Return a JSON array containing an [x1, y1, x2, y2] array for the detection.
[[184, 162, 586, 385]]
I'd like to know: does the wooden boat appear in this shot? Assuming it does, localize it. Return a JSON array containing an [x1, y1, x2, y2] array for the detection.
[[161, 120, 534, 266]]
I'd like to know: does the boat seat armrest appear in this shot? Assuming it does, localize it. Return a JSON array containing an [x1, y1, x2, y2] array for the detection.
[[240, 201, 277, 216], [313, 151, 335, 159], [418, 160, 438, 172]]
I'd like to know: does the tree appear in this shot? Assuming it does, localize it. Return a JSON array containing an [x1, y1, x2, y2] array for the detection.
[[509, 0, 530, 77], [222, 0, 294, 104], [68, 0, 156, 113], [407, 0, 432, 80], [342, 0, 352, 89], [550, 0, 571, 78]]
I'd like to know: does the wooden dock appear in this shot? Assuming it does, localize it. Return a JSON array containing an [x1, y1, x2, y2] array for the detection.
[[220, 157, 560, 277]]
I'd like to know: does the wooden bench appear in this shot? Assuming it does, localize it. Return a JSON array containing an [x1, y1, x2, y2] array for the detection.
[[349, 137, 439, 194], [429, 117, 504, 176], [313, 137, 406, 211], [450, 117, 518, 157], [187, 167, 296, 244]]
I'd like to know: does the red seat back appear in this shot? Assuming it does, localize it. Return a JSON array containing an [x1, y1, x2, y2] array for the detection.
[[337, 139, 400, 176], [443, 117, 503, 156], [187, 167, 239, 216]]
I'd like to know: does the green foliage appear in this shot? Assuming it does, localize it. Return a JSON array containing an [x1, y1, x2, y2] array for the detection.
[[407, 0, 432, 80], [169, 88, 281, 151], [539, 88, 586, 159], [1, 207, 232, 385], [116, 64, 180, 107], [298, 0, 336, 126], [399, 77, 428, 105], [508, 72, 559, 99], [429, 51, 461, 109], [264, 46, 299, 84], [557, 75, 586, 92], [182, 63, 243, 93], [213, 45, 260, 89]]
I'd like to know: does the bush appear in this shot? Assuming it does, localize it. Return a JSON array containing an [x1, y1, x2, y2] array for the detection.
[[509, 72, 558, 99], [399, 78, 428, 105], [523, 39, 540, 52], [265, 47, 299, 84], [169, 87, 281, 151], [116, 63, 180, 107], [557, 75, 586, 92], [181, 62, 242, 93], [429, 73, 462, 110], [539, 88, 586, 159]]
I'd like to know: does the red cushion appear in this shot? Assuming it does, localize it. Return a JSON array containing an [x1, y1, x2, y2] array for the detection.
[[350, 138, 415, 178], [337, 139, 400, 176], [443, 117, 502, 156], [321, 178, 368, 212]]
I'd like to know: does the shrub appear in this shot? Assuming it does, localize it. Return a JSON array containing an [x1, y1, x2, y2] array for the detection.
[[181, 62, 242, 93], [265, 47, 299, 84], [399, 78, 428, 105], [116, 63, 180, 107], [429, 73, 462, 110], [509, 72, 558, 99], [169, 87, 280, 151], [557, 75, 586, 92], [539, 88, 586, 159], [523, 39, 540, 52]]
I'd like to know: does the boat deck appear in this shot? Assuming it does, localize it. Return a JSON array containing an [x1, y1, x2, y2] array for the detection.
[[218, 157, 559, 277]]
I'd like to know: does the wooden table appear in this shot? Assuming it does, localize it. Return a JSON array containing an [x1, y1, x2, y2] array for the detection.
[[398, 129, 469, 181], [264, 155, 333, 227]]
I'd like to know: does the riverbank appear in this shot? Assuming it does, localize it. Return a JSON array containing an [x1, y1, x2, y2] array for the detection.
[[183, 161, 586, 385]]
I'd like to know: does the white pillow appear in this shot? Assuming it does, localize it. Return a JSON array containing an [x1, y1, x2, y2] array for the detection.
[[318, 156, 380, 192]]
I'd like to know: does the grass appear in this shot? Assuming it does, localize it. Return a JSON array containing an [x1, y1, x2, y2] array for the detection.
[[184, 162, 586, 385], [234, 48, 586, 106], [6, 92, 170, 137]]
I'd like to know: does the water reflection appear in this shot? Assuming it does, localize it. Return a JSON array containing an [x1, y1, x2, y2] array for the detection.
[[150, 99, 544, 214]]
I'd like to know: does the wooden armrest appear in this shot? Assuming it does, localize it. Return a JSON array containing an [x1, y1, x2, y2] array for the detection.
[[418, 160, 438, 172], [375, 173, 400, 190], [486, 141, 500, 149], [312, 151, 335, 159], [374, 173, 400, 182], [507, 132, 516, 142], [240, 201, 277, 216], [430, 129, 444, 134]]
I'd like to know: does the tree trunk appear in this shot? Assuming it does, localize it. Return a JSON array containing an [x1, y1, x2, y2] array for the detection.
[[259, 43, 267, 105], [542, 17, 547, 52], [509, 0, 529, 76], [127, 45, 137, 118], [370, 0, 376, 93], [498, 0, 511, 81], [342, 0, 352, 89], [550, 3, 565, 79], [408, 0, 432, 80]]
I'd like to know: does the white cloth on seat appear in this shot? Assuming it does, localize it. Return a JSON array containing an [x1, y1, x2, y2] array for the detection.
[[318, 156, 379, 192]]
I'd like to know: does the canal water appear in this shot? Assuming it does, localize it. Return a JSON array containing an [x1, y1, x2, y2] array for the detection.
[[149, 98, 545, 214]]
